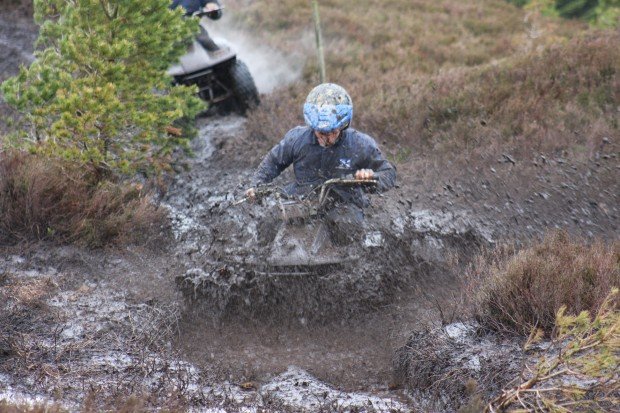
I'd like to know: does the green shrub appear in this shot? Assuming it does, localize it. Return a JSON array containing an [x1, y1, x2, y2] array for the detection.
[[485, 288, 619, 411], [1, 0, 203, 177], [508, 0, 620, 27]]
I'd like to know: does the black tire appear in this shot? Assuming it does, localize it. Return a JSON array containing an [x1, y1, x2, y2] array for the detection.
[[226, 59, 259, 115]]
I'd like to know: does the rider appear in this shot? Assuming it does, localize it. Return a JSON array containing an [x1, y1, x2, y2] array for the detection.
[[170, 0, 222, 52], [246, 83, 396, 243]]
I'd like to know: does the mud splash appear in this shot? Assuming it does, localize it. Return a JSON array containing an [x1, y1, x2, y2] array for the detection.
[[166, 115, 490, 322], [0, 250, 414, 412], [208, 15, 304, 94], [162, 115, 492, 410]]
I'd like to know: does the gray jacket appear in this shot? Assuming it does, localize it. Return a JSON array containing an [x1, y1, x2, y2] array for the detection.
[[252, 126, 396, 207]]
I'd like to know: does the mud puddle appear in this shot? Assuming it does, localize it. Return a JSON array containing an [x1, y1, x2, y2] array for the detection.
[[0, 250, 412, 412], [163, 115, 488, 409]]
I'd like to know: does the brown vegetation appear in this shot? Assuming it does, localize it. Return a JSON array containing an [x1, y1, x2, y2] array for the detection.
[[0, 273, 60, 408], [0, 404, 65, 413], [231, 0, 617, 170], [466, 231, 619, 335], [0, 274, 56, 364], [0, 151, 167, 247], [407, 31, 619, 160], [393, 324, 523, 412]]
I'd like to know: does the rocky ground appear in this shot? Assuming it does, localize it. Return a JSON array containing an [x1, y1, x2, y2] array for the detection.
[[1, 5, 618, 412]]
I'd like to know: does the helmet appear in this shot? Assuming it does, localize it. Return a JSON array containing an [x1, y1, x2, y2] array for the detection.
[[303, 83, 353, 133]]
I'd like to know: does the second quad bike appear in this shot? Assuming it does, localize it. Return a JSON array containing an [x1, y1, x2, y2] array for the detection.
[[167, 7, 260, 114]]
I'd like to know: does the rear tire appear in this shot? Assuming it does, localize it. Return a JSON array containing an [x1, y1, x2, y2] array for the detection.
[[226, 59, 259, 115]]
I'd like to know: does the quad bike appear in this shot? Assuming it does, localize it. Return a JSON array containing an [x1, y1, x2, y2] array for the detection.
[[175, 177, 390, 319], [167, 7, 260, 114], [235, 177, 381, 272]]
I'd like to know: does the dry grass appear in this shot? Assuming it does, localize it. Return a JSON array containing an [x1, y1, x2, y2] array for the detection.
[[0, 273, 58, 377], [465, 231, 620, 336], [0, 404, 65, 413], [406, 31, 619, 161], [0, 150, 168, 247], [226, 0, 617, 168]]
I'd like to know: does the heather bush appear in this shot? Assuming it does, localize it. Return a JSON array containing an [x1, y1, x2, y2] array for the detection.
[[410, 31, 619, 160], [240, 0, 538, 151], [466, 231, 619, 335], [246, 27, 618, 166], [238, 0, 617, 169], [0, 151, 167, 247]]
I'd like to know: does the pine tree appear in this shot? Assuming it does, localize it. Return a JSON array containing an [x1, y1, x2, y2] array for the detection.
[[555, 0, 599, 19], [593, 0, 620, 27], [1, 0, 204, 177]]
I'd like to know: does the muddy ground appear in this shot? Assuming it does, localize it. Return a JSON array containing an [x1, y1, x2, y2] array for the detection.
[[1, 5, 618, 412]]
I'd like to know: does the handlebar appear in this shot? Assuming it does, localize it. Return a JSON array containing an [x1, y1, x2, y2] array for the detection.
[[233, 177, 377, 206], [316, 177, 377, 205], [232, 184, 281, 206]]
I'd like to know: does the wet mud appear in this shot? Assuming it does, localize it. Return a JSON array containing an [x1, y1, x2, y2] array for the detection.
[[163, 114, 491, 408], [167, 116, 490, 323]]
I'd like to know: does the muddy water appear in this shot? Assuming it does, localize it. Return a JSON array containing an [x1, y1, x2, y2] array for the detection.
[[165, 115, 473, 405], [178, 288, 442, 389]]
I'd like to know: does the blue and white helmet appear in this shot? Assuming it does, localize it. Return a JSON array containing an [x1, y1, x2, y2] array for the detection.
[[303, 83, 353, 133]]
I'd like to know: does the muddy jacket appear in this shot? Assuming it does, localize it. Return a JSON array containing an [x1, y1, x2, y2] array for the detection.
[[252, 126, 396, 207], [170, 0, 222, 17]]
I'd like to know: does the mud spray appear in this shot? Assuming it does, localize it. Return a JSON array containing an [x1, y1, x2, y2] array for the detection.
[[209, 15, 305, 93], [164, 11, 494, 401], [164, 112, 492, 411]]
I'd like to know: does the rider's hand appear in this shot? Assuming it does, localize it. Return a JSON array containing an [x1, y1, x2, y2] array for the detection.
[[245, 188, 256, 202], [355, 169, 375, 180]]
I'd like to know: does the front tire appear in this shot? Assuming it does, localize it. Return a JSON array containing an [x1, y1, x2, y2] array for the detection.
[[226, 59, 259, 115]]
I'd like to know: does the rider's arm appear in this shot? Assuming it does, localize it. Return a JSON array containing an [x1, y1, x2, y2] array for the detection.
[[251, 129, 299, 187], [360, 136, 396, 192]]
